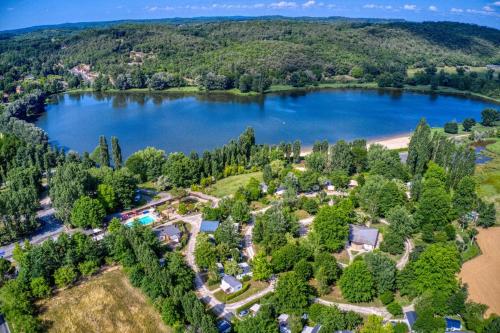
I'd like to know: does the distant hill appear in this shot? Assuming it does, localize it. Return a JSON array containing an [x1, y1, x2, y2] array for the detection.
[[0, 17, 498, 97]]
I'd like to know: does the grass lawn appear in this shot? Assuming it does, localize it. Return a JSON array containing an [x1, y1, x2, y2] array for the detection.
[[38, 268, 170, 333], [475, 138, 500, 223], [206, 172, 263, 198], [333, 250, 350, 266], [318, 285, 383, 307], [138, 181, 156, 191]]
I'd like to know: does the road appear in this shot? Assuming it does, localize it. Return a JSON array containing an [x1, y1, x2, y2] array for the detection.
[[396, 239, 414, 270], [315, 298, 414, 321], [0, 315, 10, 333]]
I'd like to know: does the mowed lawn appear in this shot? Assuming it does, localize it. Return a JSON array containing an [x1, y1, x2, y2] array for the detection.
[[38, 268, 170, 333], [207, 172, 262, 198], [460, 227, 500, 316]]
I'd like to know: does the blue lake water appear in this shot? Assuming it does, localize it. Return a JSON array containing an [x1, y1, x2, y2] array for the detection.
[[36, 89, 497, 157]]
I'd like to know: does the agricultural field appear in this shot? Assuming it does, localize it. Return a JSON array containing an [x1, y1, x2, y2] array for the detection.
[[38, 268, 171, 333], [459, 227, 500, 316], [206, 172, 263, 198]]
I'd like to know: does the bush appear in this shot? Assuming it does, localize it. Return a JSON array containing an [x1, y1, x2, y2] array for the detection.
[[394, 322, 409, 333], [30, 277, 51, 298], [78, 260, 99, 277], [462, 118, 476, 131], [54, 265, 77, 288], [387, 301, 403, 316], [380, 291, 394, 305], [444, 122, 459, 134], [380, 231, 405, 255]]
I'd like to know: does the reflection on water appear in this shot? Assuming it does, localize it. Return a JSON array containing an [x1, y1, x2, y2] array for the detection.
[[38, 89, 497, 157]]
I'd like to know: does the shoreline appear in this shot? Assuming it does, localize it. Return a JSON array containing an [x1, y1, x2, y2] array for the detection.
[[64, 83, 500, 105], [300, 133, 411, 156]]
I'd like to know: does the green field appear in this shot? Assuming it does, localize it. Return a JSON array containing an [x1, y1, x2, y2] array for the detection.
[[206, 172, 263, 198]]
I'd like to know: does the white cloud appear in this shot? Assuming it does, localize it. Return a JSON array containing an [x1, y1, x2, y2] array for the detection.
[[363, 4, 392, 9], [403, 4, 417, 10], [145, 5, 174, 12], [494, 1, 500, 6], [450, 8, 463, 13], [269, 1, 298, 8], [483, 5, 494, 12], [428, 5, 437, 12], [302, 0, 315, 8]]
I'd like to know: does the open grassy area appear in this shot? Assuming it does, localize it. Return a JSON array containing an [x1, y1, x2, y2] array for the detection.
[[206, 172, 263, 198], [475, 138, 500, 223], [38, 268, 170, 333], [407, 66, 488, 77]]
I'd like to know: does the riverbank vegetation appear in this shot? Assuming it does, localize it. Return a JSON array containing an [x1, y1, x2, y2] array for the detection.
[[1, 18, 499, 103]]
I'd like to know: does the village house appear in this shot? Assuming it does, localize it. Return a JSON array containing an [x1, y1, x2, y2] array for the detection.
[[302, 325, 322, 333], [278, 314, 291, 333], [220, 275, 243, 294], [155, 225, 182, 243], [200, 220, 220, 233], [405, 311, 417, 332], [236, 262, 252, 280], [348, 225, 379, 251]]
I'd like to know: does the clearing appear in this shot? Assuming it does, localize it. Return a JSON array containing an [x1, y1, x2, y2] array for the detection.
[[38, 268, 170, 333], [206, 172, 262, 198], [459, 227, 500, 316]]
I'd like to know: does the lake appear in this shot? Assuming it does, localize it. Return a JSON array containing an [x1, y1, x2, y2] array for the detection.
[[37, 89, 497, 157]]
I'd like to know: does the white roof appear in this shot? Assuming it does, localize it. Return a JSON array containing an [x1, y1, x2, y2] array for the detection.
[[249, 304, 261, 312], [278, 314, 289, 322]]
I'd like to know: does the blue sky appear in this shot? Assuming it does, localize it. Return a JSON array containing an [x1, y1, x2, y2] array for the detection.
[[1, 0, 499, 31]]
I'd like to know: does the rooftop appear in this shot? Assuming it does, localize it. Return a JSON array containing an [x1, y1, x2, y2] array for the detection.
[[156, 225, 181, 237], [445, 318, 462, 331], [349, 224, 379, 246], [200, 220, 220, 233], [405, 311, 417, 327], [222, 275, 242, 289]]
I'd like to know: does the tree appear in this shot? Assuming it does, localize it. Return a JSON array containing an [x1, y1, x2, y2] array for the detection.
[[70, 196, 106, 229], [161, 298, 181, 326], [224, 260, 242, 276], [99, 135, 110, 167], [271, 243, 311, 273], [444, 122, 458, 134], [364, 252, 396, 294], [273, 271, 311, 315], [50, 162, 93, 223], [452, 176, 477, 218], [78, 260, 99, 277], [293, 140, 301, 163], [251, 251, 273, 281], [409, 244, 460, 296], [164, 152, 198, 187], [407, 118, 432, 176], [360, 315, 394, 333], [294, 259, 313, 281], [477, 200, 496, 227], [97, 183, 116, 212], [214, 218, 241, 249], [235, 306, 279, 333], [30, 277, 51, 298], [339, 261, 375, 303], [54, 265, 77, 288], [194, 233, 218, 269], [386, 206, 415, 238], [111, 136, 122, 169], [481, 108, 499, 126], [312, 199, 353, 251], [230, 200, 251, 223], [415, 179, 451, 228], [462, 118, 476, 131], [126, 147, 166, 182], [380, 230, 405, 255], [329, 140, 353, 174]]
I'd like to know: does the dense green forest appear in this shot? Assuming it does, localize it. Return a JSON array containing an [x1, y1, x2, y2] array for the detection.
[[1, 18, 499, 97]]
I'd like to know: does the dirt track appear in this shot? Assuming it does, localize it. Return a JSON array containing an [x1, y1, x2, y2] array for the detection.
[[459, 227, 500, 316]]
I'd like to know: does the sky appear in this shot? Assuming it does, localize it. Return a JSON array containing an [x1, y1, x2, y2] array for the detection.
[[1, 0, 499, 31]]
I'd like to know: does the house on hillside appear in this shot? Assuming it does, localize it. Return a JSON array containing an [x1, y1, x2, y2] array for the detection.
[[200, 220, 220, 233], [348, 225, 379, 251], [156, 225, 182, 243], [220, 275, 242, 294]]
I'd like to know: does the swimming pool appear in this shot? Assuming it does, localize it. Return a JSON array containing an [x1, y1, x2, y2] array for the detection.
[[125, 214, 156, 227]]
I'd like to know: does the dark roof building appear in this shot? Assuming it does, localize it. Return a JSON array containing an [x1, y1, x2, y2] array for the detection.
[[405, 311, 417, 329], [349, 225, 379, 247], [445, 318, 462, 331], [200, 220, 220, 233]]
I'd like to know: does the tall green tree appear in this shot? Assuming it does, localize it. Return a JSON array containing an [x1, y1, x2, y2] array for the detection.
[[273, 271, 311, 315], [452, 176, 477, 218], [99, 135, 110, 167], [111, 136, 122, 169], [407, 118, 432, 176], [292, 140, 301, 164], [70, 196, 106, 228], [312, 199, 353, 251], [339, 261, 376, 303]]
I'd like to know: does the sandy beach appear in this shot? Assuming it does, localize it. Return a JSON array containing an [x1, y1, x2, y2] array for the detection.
[[300, 134, 411, 156]]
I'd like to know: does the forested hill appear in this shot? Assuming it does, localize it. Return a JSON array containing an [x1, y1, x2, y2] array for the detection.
[[1, 18, 499, 97]]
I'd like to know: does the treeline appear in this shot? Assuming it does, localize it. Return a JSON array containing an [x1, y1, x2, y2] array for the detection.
[[1, 19, 499, 97], [0, 223, 217, 332]]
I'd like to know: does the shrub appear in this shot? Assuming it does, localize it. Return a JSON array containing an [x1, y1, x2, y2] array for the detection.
[[78, 260, 99, 277], [380, 231, 405, 255], [394, 322, 409, 333], [380, 291, 394, 305], [444, 122, 459, 134], [30, 277, 51, 298], [54, 265, 77, 288], [387, 302, 403, 316]]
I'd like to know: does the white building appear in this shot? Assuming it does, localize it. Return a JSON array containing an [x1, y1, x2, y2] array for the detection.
[[220, 275, 243, 294]]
